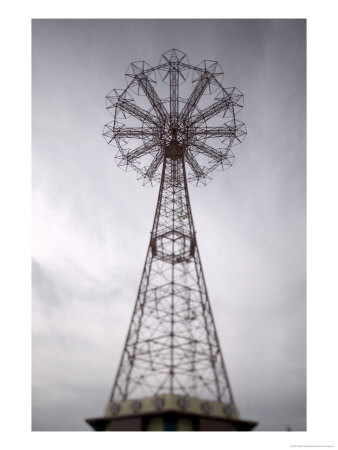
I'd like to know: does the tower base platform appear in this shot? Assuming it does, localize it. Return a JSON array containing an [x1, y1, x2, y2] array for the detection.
[[86, 394, 257, 431]]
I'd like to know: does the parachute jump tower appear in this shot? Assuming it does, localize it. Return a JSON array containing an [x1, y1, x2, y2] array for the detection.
[[86, 49, 257, 431]]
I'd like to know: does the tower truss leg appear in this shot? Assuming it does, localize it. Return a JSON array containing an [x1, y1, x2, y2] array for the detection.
[[109, 144, 235, 408]]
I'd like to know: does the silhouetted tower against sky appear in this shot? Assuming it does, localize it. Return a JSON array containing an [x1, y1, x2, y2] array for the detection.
[[86, 49, 256, 431]]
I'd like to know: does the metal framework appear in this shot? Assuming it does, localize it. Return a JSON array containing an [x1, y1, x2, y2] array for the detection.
[[103, 49, 246, 413]]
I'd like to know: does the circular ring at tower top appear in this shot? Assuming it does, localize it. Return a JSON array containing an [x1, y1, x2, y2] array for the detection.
[[192, 60, 224, 94], [158, 48, 190, 85], [125, 60, 157, 96], [103, 49, 246, 186]]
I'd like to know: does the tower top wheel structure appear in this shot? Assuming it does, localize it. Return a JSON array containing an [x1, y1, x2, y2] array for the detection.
[[103, 48, 246, 186], [87, 49, 256, 432]]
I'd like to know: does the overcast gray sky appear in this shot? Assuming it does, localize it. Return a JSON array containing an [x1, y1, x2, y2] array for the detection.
[[32, 19, 306, 431]]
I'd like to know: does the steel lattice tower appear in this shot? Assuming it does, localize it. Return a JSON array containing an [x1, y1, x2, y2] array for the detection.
[[86, 49, 256, 432]]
